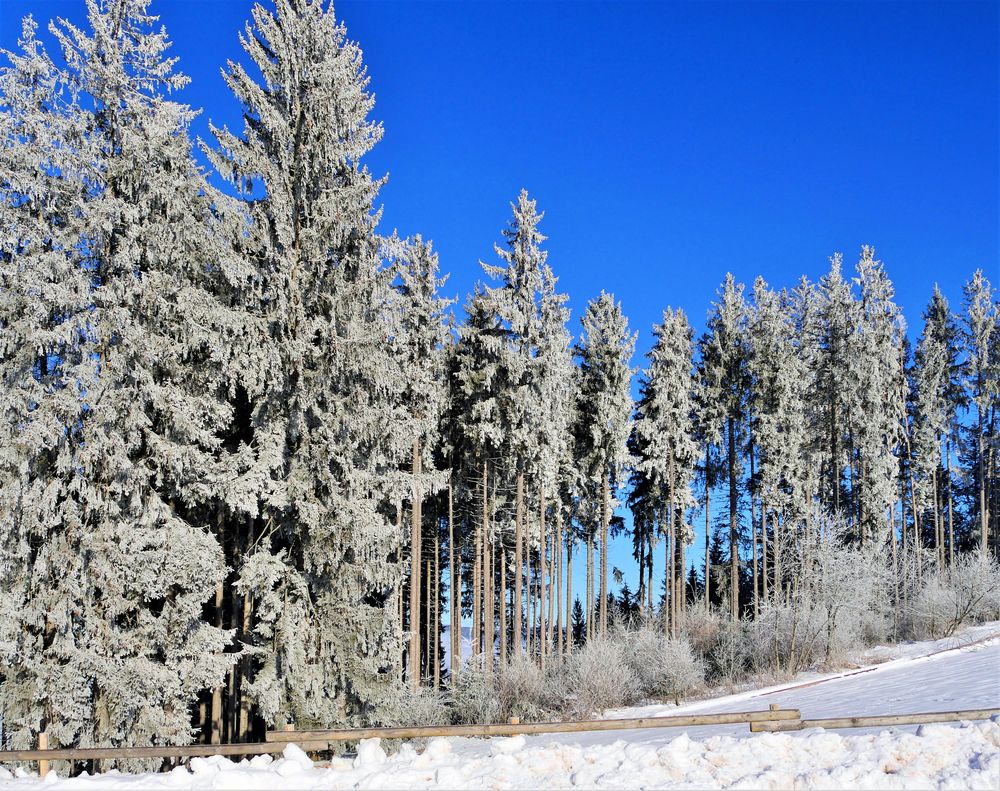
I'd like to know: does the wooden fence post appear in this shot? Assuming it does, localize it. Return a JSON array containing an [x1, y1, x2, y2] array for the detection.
[[37, 731, 49, 778]]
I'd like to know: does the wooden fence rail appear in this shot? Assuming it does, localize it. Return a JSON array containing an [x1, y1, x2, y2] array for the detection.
[[749, 707, 1000, 733], [3, 705, 997, 777], [264, 707, 802, 745]]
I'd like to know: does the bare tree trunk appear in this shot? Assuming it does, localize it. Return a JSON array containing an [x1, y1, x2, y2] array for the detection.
[[483, 464, 493, 673], [472, 473, 481, 660], [679, 517, 686, 619], [514, 470, 524, 655], [647, 527, 654, 613], [776, 511, 784, 605], [750, 447, 758, 618], [433, 526, 440, 689], [556, 505, 564, 658], [600, 474, 610, 637], [448, 481, 459, 682], [409, 439, 422, 690], [424, 556, 432, 679], [762, 504, 769, 604], [586, 533, 594, 642], [667, 504, 675, 637], [539, 488, 547, 669], [547, 504, 555, 660], [727, 417, 739, 620], [704, 479, 711, 613], [566, 531, 574, 652], [500, 547, 508, 667], [210, 573, 224, 744], [947, 439, 955, 566]]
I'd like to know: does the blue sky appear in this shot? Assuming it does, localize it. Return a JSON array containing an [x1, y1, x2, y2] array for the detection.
[[2, 0, 997, 605]]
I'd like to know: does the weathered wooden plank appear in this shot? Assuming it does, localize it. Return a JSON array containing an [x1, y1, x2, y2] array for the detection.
[[0, 741, 295, 763], [265, 709, 803, 743], [751, 708, 1000, 733]]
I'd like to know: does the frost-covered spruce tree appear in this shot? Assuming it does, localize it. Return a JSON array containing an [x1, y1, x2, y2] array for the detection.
[[386, 234, 452, 689], [812, 255, 860, 518], [531, 252, 573, 662], [851, 248, 904, 543], [475, 190, 569, 658], [699, 274, 750, 618], [961, 271, 998, 555], [911, 287, 964, 564], [0, 15, 94, 751], [209, 0, 411, 727], [450, 289, 506, 663], [1, 0, 242, 750], [633, 309, 698, 632], [576, 292, 636, 637], [750, 280, 815, 597]]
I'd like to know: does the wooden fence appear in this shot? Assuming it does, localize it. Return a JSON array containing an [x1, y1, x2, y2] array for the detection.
[[749, 707, 1000, 733], [2, 705, 997, 778]]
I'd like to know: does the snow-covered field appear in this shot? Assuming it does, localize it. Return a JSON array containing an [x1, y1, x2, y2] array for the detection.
[[2, 625, 998, 790]]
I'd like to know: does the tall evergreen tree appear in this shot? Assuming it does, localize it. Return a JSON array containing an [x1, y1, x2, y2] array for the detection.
[[576, 291, 635, 637], [208, 0, 411, 727], [1, 0, 239, 750], [633, 308, 698, 631], [961, 271, 998, 554], [699, 274, 750, 618]]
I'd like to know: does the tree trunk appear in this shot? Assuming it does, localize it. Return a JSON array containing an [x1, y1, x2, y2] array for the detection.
[[500, 547, 508, 666], [704, 472, 711, 613], [409, 439, 422, 690], [762, 504, 769, 604], [539, 488, 547, 668], [448, 480, 459, 682], [946, 439, 954, 566], [483, 463, 493, 673], [728, 417, 739, 620], [600, 474, 610, 637], [566, 532, 574, 651], [556, 506, 564, 658], [750, 443, 758, 618], [586, 533, 594, 641], [433, 525, 440, 689], [666, 506, 674, 636], [514, 470, 524, 655]]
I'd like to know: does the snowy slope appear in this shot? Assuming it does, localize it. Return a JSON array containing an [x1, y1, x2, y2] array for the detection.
[[2, 624, 998, 789]]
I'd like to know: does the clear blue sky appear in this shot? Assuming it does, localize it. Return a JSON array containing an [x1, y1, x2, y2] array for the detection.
[[2, 0, 997, 604]]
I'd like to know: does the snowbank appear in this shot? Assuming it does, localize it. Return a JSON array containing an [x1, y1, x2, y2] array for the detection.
[[2, 719, 998, 790]]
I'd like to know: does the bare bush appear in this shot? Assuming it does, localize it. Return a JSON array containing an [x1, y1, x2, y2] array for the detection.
[[905, 553, 1000, 639], [450, 664, 501, 725], [566, 637, 641, 717], [622, 624, 704, 703]]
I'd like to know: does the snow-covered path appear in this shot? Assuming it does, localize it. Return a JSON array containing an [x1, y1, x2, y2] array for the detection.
[[2, 625, 998, 789], [578, 624, 1000, 745]]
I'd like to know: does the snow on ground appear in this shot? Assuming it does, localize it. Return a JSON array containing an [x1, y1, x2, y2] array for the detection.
[[2, 623, 998, 790]]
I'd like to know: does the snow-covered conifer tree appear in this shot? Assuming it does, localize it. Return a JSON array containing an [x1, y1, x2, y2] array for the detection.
[[699, 275, 750, 618], [851, 248, 904, 543], [961, 271, 997, 554], [208, 0, 411, 727], [2, 0, 242, 750], [633, 308, 698, 633], [575, 292, 636, 637], [911, 287, 964, 564], [387, 233, 453, 688]]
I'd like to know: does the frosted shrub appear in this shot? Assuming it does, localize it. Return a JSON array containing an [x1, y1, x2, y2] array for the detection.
[[496, 655, 563, 721], [392, 687, 452, 728], [450, 664, 502, 725], [748, 601, 826, 677], [567, 637, 641, 716], [678, 602, 725, 661], [623, 625, 704, 703], [907, 553, 1000, 639], [707, 618, 751, 686]]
